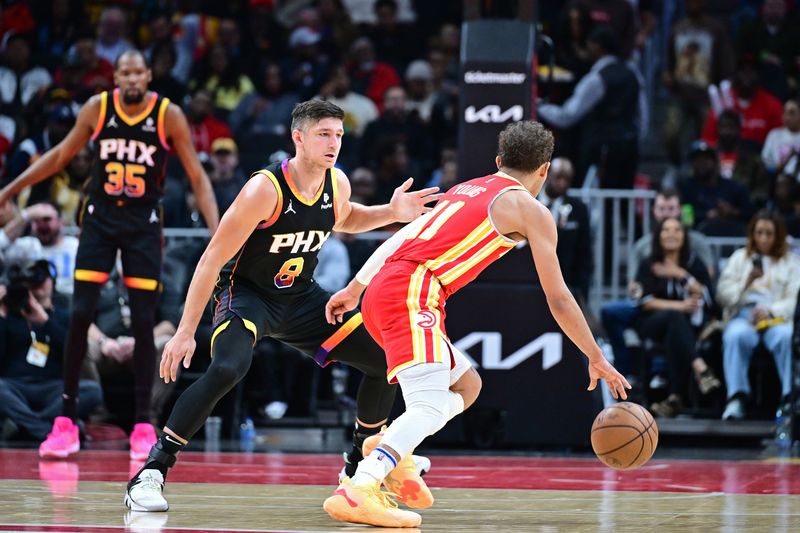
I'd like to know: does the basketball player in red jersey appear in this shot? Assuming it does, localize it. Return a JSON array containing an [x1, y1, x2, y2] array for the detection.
[[0, 50, 219, 461], [323, 121, 631, 527]]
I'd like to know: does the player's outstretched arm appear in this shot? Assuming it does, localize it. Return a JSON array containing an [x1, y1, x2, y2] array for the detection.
[[333, 170, 441, 233], [491, 191, 630, 400], [0, 97, 99, 206], [167, 104, 220, 234], [160, 175, 278, 383]]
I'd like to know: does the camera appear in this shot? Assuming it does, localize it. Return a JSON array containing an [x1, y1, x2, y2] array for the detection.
[[2, 259, 53, 315]]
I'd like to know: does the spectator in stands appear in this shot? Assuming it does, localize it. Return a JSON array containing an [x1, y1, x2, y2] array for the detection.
[[317, 0, 359, 59], [230, 61, 299, 139], [679, 140, 752, 228], [371, 137, 416, 205], [601, 188, 715, 378], [142, 10, 174, 63], [0, 259, 102, 440], [360, 85, 433, 176], [662, 0, 734, 167], [316, 65, 378, 138], [565, 0, 637, 60], [0, 32, 52, 121], [701, 54, 783, 151], [716, 110, 769, 207], [346, 37, 401, 109], [241, 0, 286, 69], [716, 210, 800, 420], [762, 99, 800, 174], [366, 0, 419, 71], [95, 6, 134, 65], [636, 217, 721, 418], [7, 104, 76, 206], [538, 25, 641, 189], [404, 60, 436, 124], [7, 203, 78, 308], [207, 138, 246, 216], [54, 32, 114, 102], [216, 17, 243, 63], [736, 0, 800, 101], [349, 167, 377, 205], [186, 88, 233, 157], [425, 144, 458, 190], [190, 44, 254, 118], [149, 42, 186, 105], [52, 145, 91, 226], [281, 26, 331, 100], [35, 0, 80, 70], [537, 157, 593, 302], [555, 3, 594, 80]]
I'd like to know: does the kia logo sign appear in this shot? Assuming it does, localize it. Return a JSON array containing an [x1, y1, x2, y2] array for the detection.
[[464, 105, 524, 124], [453, 331, 563, 370]]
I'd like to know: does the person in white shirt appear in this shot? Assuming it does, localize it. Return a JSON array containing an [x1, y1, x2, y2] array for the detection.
[[316, 66, 378, 138], [762, 99, 800, 173], [716, 210, 800, 420]]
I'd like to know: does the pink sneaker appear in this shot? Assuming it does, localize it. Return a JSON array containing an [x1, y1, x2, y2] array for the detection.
[[39, 416, 80, 459], [129, 423, 157, 460]]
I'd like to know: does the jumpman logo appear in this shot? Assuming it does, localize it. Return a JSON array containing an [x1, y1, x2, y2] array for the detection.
[[284, 199, 296, 215], [107, 115, 118, 128]]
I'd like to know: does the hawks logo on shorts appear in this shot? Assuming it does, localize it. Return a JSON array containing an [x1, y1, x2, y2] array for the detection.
[[416, 310, 437, 329]]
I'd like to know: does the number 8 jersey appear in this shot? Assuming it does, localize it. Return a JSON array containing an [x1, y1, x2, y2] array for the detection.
[[89, 89, 170, 206], [218, 159, 338, 296]]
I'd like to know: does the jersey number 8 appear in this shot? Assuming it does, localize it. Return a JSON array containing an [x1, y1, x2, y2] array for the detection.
[[104, 162, 146, 197], [275, 257, 304, 289]]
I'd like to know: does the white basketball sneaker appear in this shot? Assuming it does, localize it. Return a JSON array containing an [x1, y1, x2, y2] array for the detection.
[[124, 469, 168, 512]]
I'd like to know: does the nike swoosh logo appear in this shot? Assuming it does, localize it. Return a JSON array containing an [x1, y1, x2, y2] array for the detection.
[[165, 435, 183, 445], [333, 488, 358, 508]]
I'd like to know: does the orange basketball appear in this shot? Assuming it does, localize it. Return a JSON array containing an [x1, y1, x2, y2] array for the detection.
[[591, 402, 658, 470]]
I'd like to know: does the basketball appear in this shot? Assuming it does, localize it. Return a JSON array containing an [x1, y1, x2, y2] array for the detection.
[[591, 402, 658, 470]]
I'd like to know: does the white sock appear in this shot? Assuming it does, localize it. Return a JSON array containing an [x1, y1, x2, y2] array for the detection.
[[351, 447, 397, 486], [447, 391, 465, 420]]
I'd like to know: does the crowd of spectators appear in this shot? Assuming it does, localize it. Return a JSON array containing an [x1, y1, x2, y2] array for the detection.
[[1, 0, 800, 440]]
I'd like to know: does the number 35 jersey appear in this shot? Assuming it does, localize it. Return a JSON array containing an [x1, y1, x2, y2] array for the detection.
[[219, 159, 338, 296], [88, 89, 170, 206]]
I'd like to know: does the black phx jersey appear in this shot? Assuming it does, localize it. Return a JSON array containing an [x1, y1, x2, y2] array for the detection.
[[89, 88, 171, 206], [219, 159, 338, 296]]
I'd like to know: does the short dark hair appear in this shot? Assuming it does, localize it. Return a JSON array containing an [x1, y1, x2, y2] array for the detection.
[[290, 100, 345, 132], [497, 120, 554, 172], [657, 187, 681, 201], [114, 49, 149, 70], [587, 25, 620, 56]]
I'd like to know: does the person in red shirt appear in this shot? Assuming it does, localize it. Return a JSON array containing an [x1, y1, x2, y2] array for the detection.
[[701, 55, 782, 149], [185, 88, 232, 155], [322, 121, 629, 528]]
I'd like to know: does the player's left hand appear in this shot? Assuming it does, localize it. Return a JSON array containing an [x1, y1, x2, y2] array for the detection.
[[390, 178, 443, 222], [587, 357, 631, 400], [325, 283, 362, 324]]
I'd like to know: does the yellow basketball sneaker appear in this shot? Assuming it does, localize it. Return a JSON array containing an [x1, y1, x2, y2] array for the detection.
[[323, 478, 421, 528], [363, 431, 434, 509]]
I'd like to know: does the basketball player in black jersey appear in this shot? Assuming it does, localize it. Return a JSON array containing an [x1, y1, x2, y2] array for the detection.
[[123, 100, 440, 512], [0, 50, 219, 460]]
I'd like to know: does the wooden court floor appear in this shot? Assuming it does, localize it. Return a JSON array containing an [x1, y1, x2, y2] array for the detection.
[[1, 449, 798, 532]]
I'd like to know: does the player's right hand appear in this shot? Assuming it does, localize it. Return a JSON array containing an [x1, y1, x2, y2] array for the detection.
[[325, 286, 360, 324], [587, 357, 631, 400], [160, 330, 196, 384]]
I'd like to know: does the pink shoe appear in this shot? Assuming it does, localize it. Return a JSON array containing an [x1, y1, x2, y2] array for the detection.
[[129, 423, 157, 460], [39, 416, 80, 459]]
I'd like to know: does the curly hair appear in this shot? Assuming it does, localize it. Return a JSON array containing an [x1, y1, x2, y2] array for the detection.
[[497, 121, 554, 172], [291, 100, 345, 132]]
